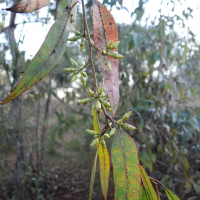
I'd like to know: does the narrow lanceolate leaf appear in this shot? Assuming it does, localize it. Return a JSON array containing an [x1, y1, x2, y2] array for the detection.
[[57, 0, 78, 20], [92, 102, 110, 200], [89, 150, 98, 200], [3, 0, 50, 13], [92, 101, 101, 133], [1, 0, 77, 105], [140, 166, 158, 200], [164, 188, 180, 200], [111, 129, 141, 200], [139, 185, 150, 200], [93, 0, 119, 118], [98, 143, 110, 200]]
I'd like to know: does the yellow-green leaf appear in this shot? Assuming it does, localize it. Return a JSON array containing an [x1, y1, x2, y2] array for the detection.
[[164, 188, 180, 200], [140, 166, 158, 200], [98, 143, 110, 200], [112, 129, 141, 199], [89, 150, 98, 200]]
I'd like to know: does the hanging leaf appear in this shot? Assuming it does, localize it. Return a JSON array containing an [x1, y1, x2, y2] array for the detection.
[[111, 129, 141, 199], [139, 185, 150, 200], [1, 0, 78, 105], [140, 166, 158, 200], [164, 188, 180, 200], [92, 102, 110, 200], [57, 0, 76, 20], [3, 0, 50, 13], [93, 0, 119, 118], [92, 101, 101, 133], [133, 33, 141, 52], [89, 150, 98, 200], [98, 143, 110, 200]]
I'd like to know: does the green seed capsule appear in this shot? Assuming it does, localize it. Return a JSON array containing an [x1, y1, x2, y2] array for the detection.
[[101, 140, 106, 145], [82, 71, 87, 77], [80, 38, 85, 52], [106, 40, 113, 52], [68, 36, 82, 41], [63, 68, 76, 72], [78, 98, 93, 104], [107, 51, 124, 59], [101, 50, 107, 55], [100, 100, 110, 108], [122, 123, 136, 130], [86, 129, 97, 135], [70, 58, 79, 68], [81, 61, 86, 67], [71, 75, 78, 82], [88, 89, 95, 97], [122, 111, 132, 121], [96, 100, 101, 110], [98, 86, 104, 95], [81, 77, 86, 87], [117, 119, 123, 125], [109, 128, 116, 136], [90, 138, 99, 146], [94, 134, 99, 138], [74, 30, 82, 36], [104, 134, 110, 138], [106, 107, 112, 112], [97, 109, 102, 118], [105, 58, 111, 71], [111, 41, 120, 50]]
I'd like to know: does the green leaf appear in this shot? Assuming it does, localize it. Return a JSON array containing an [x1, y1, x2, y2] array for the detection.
[[57, 0, 74, 19], [164, 188, 180, 200], [140, 166, 158, 200], [133, 33, 141, 52], [98, 143, 110, 200], [112, 129, 141, 199], [1, 0, 77, 105], [180, 83, 184, 100], [89, 151, 98, 200], [180, 44, 189, 63], [93, 0, 119, 117], [139, 185, 150, 200]]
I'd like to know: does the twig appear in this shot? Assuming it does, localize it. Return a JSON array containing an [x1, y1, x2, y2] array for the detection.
[[81, 0, 98, 93], [101, 103, 112, 129]]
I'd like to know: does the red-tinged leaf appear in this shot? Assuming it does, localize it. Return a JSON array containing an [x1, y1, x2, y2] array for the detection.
[[89, 150, 98, 200], [164, 188, 180, 200], [140, 166, 158, 200], [98, 143, 110, 200], [111, 129, 141, 200], [92, 102, 110, 200], [93, 0, 119, 118], [139, 185, 150, 200], [1, 0, 77, 105], [3, 0, 50, 13]]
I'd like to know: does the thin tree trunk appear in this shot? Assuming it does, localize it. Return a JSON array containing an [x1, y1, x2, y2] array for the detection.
[[8, 0, 26, 198], [40, 78, 52, 169]]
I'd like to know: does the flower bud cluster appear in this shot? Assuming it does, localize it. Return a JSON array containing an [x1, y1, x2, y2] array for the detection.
[[100, 40, 124, 71], [63, 58, 87, 87], [115, 111, 137, 130]]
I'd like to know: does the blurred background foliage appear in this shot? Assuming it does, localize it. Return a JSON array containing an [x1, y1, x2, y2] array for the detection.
[[0, 0, 200, 199]]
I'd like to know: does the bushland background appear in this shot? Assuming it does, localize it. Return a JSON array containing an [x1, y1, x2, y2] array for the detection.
[[0, 0, 200, 199]]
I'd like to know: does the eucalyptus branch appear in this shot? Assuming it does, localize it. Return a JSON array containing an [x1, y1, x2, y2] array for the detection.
[[81, 0, 98, 93]]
